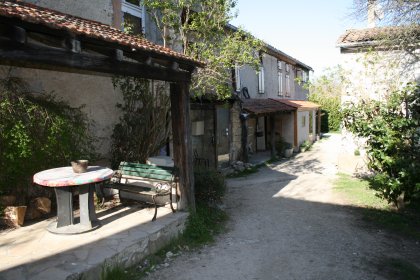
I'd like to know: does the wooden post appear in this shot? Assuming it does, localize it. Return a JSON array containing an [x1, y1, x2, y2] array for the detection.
[[317, 109, 321, 137], [170, 82, 195, 211], [270, 114, 276, 157], [241, 116, 248, 163]]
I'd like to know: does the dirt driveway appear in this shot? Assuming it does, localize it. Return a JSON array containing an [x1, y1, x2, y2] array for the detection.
[[145, 134, 419, 280]]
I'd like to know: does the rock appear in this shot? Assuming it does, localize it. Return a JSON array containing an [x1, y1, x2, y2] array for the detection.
[[236, 161, 243, 166], [33, 197, 51, 214], [166, 251, 174, 258], [163, 263, 169, 267], [0, 195, 16, 206], [3, 206, 27, 226]]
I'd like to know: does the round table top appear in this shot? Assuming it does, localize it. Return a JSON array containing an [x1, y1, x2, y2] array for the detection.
[[33, 166, 114, 187]]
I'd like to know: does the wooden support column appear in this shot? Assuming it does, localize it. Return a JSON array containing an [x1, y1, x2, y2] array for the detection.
[[170, 82, 195, 211], [270, 114, 276, 157], [293, 110, 298, 149], [241, 115, 248, 163], [317, 109, 322, 137]]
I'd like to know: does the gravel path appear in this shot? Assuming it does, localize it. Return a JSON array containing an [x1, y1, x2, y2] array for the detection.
[[145, 134, 419, 280]]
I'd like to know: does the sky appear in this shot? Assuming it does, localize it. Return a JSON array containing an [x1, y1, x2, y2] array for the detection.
[[230, 0, 366, 76]]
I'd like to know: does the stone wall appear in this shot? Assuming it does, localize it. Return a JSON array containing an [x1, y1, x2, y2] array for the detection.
[[23, 0, 114, 25], [230, 101, 242, 162]]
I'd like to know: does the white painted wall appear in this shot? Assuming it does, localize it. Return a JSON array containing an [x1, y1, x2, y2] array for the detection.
[[297, 111, 309, 146]]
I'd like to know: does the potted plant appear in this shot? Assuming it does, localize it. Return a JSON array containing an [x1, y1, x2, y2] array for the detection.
[[284, 142, 294, 158]]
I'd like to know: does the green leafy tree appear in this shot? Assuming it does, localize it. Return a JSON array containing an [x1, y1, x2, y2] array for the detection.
[[305, 66, 347, 132], [342, 83, 420, 206], [143, 0, 263, 99]]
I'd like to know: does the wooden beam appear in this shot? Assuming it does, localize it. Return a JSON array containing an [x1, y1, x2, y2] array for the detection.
[[114, 49, 124, 61], [10, 25, 26, 44], [170, 82, 195, 211], [270, 115, 276, 157], [0, 39, 191, 82], [64, 37, 81, 53]]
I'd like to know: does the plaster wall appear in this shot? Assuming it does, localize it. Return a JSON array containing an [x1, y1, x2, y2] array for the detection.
[[340, 49, 419, 103], [297, 111, 310, 146], [23, 0, 114, 25], [280, 113, 294, 146], [1, 66, 123, 158]]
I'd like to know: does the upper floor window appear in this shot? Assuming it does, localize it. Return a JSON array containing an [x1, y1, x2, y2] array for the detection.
[[302, 71, 308, 83], [278, 61, 283, 96], [122, 0, 145, 35], [285, 73, 291, 97], [258, 66, 265, 94]]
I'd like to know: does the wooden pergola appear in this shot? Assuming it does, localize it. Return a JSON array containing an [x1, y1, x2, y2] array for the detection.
[[0, 1, 203, 210]]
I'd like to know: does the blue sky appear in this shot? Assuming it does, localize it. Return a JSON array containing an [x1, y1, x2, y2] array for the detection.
[[230, 0, 366, 76]]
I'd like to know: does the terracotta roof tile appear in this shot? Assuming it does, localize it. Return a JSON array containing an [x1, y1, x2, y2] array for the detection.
[[0, 0, 203, 67], [242, 99, 295, 115], [270, 99, 320, 111], [337, 26, 420, 45]]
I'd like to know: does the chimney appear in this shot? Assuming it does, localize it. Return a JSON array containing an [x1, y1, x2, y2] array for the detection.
[[368, 0, 376, 28]]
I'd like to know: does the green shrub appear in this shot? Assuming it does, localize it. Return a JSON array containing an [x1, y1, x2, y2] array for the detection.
[[343, 83, 420, 206], [0, 75, 96, 200], [300, 140, 312, 151], [194, 169, 226, 205]]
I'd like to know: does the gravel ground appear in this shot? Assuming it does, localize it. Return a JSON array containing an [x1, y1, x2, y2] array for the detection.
[[144, 134, 419, 280]]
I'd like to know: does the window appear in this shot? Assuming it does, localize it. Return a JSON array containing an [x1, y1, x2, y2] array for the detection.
[[302, 116, 306, 127], [258, 66, 265, 94], [122, 0, 145, 35], [302, 71, 308, 83], [278, 61, 283, 96], [285, 74, 291, 97], [234, 65, 241, 92]]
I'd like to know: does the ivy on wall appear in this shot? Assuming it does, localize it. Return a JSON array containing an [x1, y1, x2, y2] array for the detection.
[[0, 73, 97, 201]]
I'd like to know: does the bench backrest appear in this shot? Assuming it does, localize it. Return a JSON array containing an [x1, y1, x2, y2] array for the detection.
[[118, 162, 175, 182]]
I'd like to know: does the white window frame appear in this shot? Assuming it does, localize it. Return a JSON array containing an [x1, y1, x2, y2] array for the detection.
[[258, 66, 265, 94], [234, 65, 241, 92], [278, 61, 283, 96], [122, 0, 146, 34], [285, 74, 291, 97]]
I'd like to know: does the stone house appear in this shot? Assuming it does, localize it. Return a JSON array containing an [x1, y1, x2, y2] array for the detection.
[[232, 42, 320, 163], [337, 26, 420, 104]]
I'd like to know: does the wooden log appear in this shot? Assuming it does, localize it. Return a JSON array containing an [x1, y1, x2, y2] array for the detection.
[[170, 82, 195, 211]]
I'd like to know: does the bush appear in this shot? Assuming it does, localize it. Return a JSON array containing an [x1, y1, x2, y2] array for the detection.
[[300, 140, 312, 152], [343, 83, 420, 206], [0, 75, 96, 201], [194, 169, 226, 205]]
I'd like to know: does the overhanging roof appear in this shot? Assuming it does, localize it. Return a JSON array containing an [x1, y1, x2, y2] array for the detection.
[[270, 99, 320, 111], [242, 98, 295, 115], [0, 0, 203, 82], [336, 25, 420, 48]]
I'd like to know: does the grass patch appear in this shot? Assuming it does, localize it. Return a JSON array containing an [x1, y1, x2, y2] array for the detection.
[[334, 173, 389, 209], [334, 173, 420, 240]]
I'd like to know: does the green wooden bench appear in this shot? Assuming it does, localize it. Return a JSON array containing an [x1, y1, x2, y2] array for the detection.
[[101, 162, 177, 221]]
